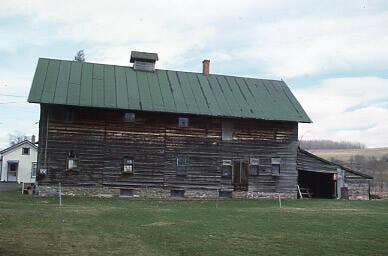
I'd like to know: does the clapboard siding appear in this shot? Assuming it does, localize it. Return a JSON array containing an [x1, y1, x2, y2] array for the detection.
[[37, 104, 299, 193]]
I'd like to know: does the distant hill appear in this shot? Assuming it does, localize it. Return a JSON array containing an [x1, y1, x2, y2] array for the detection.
[[308, 147, 388, 162], [300, 140, 366, 150]]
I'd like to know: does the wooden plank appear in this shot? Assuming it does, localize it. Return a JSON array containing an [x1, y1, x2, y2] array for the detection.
[[40, 60, 61, 103]]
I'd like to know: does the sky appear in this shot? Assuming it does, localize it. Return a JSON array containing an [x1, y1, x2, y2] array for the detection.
[[0, 0, 388, 148]]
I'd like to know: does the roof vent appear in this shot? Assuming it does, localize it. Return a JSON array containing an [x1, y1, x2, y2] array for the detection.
[[130, 51, 158, 71]]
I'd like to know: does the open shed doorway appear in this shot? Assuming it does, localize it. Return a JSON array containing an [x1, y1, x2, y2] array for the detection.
[[298, 170, 336, 198]]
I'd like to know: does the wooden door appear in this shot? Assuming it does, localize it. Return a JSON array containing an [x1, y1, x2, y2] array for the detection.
[[233, 160, 248, 191], [7, 162, 18, 182]]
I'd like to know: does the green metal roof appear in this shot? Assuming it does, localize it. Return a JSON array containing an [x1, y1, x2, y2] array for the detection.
[[28, 58, 312, 123]]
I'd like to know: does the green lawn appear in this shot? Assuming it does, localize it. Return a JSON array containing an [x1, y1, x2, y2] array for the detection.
[[0, 193, 388, 256]]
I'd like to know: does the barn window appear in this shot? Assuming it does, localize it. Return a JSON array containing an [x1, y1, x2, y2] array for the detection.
[[171, 189, 185, 197], [123, 158, 134, 174], [219, 190, 232, 198], [123, 112, 135, 122], [222, 160, 232, 177], [271, 158, 281, 176], [31, 162, 37, 178], [22, 147, 30, 155], [176, 156, 188, 176], [249, 158, 260, 176], [120, 189, 134, 197], [178, 117, 189, 127], [67, 151, 79, 171], [63, 110, 75, 122], [222, 121, 233, 141]]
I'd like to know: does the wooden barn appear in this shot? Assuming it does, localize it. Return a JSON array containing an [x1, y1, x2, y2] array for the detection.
[[27, 51, 371, 199], [297, 148, 372, 200]]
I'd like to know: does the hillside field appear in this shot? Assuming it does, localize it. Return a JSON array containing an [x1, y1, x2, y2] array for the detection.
[[1, 192, 388, 256], [309, 147, 388, 162]]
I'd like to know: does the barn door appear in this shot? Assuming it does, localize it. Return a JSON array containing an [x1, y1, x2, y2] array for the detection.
[[232, 160, 248, 191]]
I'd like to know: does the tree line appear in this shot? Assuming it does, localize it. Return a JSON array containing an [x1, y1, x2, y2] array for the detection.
[[300, 139, 366, 150], [331, 155, 388, 193]]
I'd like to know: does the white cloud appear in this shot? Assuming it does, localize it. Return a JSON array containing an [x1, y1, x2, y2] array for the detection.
[[1, 1, 388, 77], [296, 77, 388, 148], [1, 0, 388, 148]]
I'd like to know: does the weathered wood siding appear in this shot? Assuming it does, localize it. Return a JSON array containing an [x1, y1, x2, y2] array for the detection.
[[297, 149, 338, 173], [37, 104, 299, 193], [345, 171, 370, 200]]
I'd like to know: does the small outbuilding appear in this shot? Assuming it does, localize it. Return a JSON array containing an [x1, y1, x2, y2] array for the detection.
[[297, 148, 372, 200], [0, 140, 38, 183]]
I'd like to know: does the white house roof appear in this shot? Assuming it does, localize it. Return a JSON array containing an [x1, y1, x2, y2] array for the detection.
[[0, 140, 38, 155]]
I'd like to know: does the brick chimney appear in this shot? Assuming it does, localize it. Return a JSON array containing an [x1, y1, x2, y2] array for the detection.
[[202, 59, 210, 76]]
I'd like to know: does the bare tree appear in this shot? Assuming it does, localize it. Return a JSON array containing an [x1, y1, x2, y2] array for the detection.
[[8, 131, 29, 146], [74, 50, 85, 62]]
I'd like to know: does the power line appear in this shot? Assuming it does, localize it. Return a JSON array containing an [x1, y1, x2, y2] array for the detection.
[[0, 101, 27, 104], [0, 93, 27, 98]]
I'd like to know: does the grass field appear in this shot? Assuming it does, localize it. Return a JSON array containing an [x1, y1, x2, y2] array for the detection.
[[1, 193, 388, 256]]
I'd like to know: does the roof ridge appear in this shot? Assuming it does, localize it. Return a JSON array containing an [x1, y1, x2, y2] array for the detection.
[[38, 58, 283, 82]]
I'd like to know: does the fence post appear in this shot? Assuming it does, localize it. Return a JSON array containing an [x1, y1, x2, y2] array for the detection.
[[59, 182, 62, 206], [278, 194, 282, 208]]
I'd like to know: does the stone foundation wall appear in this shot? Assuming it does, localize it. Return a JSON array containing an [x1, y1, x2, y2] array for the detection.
[[37, 185, 120, 198], [347, 181, 370, 200], [37, 185, 296, 199], [370, 192, 388, 200], [231, 191, 296, 199]]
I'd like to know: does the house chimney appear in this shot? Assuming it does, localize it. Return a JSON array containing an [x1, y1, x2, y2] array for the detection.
[[31, 135, 36, 143], [130, 51, 158, 71], [202, 59, 210, 75]]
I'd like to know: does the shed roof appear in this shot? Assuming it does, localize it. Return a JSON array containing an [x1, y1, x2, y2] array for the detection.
[[298, 148, 373, 179], [28, 58, 311, 123]]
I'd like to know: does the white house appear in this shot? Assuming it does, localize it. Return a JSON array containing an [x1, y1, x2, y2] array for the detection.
[[0, 140, 37, 183]]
